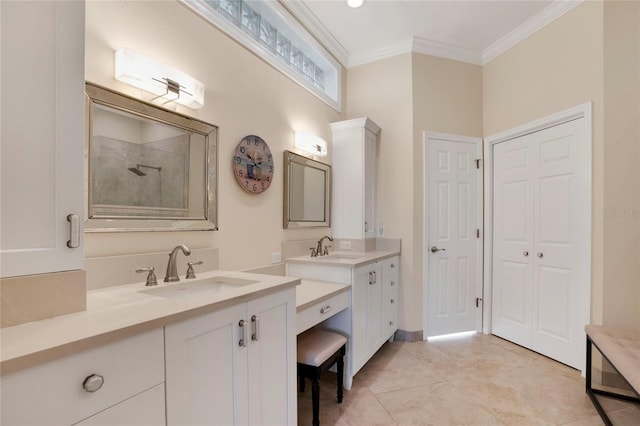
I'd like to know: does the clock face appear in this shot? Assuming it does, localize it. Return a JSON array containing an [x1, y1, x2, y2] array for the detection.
[[233, 135, 274, 194]]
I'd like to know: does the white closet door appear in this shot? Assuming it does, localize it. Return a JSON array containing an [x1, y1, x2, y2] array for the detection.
[[492, 135, 535, 348], [492, 118, 588, 369], [531, 119, 588, 368]]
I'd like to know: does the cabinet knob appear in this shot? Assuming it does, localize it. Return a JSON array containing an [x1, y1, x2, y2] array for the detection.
[[523, 251, 529, 257], [320, 305, 332, 314], [390, 281, 395, 286], [82, 374, 104, 393], [537, 252, 544, 258], [390, 299, 395, 304]]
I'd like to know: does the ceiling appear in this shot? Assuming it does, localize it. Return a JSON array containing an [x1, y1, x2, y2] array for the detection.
[[284, 0, 580, 67]]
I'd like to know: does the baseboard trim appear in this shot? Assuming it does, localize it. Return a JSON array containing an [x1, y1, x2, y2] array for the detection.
[[394, 329, 423, 342]]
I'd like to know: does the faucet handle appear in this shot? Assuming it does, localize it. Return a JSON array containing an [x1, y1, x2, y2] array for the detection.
[[323, 245, 332, 255], [186, 261, 203, 279], [309, 247, 318, 258], [136, 267, 158, 286]]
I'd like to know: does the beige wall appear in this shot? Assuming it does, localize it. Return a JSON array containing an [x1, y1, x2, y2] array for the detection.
[[345, 53, 415, 330], [85, 1, 343, 270], [602, 0, 640, 328], [484, 0, 640, 329], [346, 53, 482, 332]]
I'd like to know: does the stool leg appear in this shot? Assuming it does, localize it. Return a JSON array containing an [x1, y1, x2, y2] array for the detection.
[[337, 353, 344, 404], [312, 378, 320, 426], [299, 375, 305, 393]]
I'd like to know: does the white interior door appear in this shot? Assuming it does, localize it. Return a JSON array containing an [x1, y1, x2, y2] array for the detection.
[[492, 117, 589, 369], [425, 134, 482, 338]]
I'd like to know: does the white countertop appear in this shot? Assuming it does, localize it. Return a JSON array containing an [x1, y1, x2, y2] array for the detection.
[[296, 279, 350, 312], [0, 270, 299, 376], [286, 250, 399, 268]]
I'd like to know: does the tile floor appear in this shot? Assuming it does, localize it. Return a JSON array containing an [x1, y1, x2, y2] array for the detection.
[[297, 333, 640, 425]]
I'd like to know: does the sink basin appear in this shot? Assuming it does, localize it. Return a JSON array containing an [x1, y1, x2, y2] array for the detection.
[[139, 276, 258, 298], [322, 254, 363, 260]]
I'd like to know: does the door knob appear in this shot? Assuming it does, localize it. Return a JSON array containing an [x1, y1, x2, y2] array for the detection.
[[431, 246, 446, 253]]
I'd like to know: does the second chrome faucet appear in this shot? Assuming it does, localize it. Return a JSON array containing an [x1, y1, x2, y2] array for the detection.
[[165, 244, 191, 282], [311, 235, 333, 257]]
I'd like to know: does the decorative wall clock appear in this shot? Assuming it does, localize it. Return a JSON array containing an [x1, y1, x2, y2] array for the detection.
[[232, 135, 274, 194]]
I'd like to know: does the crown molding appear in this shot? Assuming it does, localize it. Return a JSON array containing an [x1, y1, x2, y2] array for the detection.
[[281, 0, 583, 69], [482, 0, 584, 64], [279, 0, 350, 67], [412, 37, 483, 65], [348, 39, 413, 68]]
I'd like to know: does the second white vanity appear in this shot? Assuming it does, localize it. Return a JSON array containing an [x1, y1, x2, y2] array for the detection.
[[287, 250, 400, 389]]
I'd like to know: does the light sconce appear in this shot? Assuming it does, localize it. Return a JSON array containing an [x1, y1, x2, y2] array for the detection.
[[114, 47, 205, 109], [295, 132, 328, 156], [347, 0, 365, 8]]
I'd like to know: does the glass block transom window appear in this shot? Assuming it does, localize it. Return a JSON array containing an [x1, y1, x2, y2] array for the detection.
[[184, 0, 341, 111]]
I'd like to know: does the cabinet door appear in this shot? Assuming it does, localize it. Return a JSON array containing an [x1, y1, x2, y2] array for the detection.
[[363, 129, 377, 238], [0, 1, 85, 277], [352, 266, 371, 373], [165, 303, 249, 426], [246, 289, 296, 425], [366, 263, 383, 350]]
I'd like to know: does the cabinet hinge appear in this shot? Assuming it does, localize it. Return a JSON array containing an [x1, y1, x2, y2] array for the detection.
[[476, 297, 483, 308], [475, 159, 481, 169], [476, 229, 480, 238]]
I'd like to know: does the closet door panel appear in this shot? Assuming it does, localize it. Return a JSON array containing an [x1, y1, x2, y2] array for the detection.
[[491, 136, 534, 347], [531, 119, 587, 369]]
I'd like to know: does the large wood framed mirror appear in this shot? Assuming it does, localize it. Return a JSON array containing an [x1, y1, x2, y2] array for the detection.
[[85, 83, 218, 232]]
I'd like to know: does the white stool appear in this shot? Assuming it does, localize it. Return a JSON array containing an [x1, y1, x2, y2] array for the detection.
[[297, 329, 347, 426]]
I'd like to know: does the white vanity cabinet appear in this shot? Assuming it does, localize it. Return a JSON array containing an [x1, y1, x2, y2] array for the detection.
[[287, 255, 399, 389], [0, 0, 85, 278], [0, 329, 165, 425], [352, 262, 383, 372], [330, 117, 381, 239], [165, 287, 297, 425]]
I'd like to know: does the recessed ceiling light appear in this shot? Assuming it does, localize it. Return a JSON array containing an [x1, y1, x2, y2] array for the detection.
[[347, 0, 364, 9]]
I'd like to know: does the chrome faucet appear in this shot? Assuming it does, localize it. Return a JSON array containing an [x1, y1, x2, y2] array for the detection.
[[164, 244, 191, 282], [316, 235, 333, 256]]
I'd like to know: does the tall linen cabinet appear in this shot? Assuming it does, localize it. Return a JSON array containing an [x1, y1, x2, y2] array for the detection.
[[330, 118, 381, 239]]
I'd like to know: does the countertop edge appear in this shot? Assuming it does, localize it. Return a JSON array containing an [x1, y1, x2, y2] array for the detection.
[[286, 250, 400, 268], [0, 276, 299, 376], [296, 283, 350, 313]]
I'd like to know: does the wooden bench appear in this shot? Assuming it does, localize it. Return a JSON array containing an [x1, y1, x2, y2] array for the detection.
[[585, 325, 640, 425]]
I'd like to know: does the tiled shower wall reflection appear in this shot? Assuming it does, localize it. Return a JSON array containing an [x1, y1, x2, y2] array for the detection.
[[91, 134, 188, 210]]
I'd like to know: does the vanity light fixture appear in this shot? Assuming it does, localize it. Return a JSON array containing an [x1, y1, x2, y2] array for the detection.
[[114, 47, 205, 109], [347, 0, 365, 8], [295, 132, 328, 156]]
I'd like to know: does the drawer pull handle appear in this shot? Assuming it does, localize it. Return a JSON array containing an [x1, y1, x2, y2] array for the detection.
[[82, 374, 104, 393], [320, 305, 332, 314], [251, 315, 260, 341], [239, 319, 247, 347], [67, 214, 80, 248]]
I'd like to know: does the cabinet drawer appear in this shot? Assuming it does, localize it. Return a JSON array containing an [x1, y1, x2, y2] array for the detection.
[[1, 328, 164, 425], [382, 309, 398, 339], [75, 383, 165, 426], [382, 290, 398, 312], [297, 290, 349, 334]]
